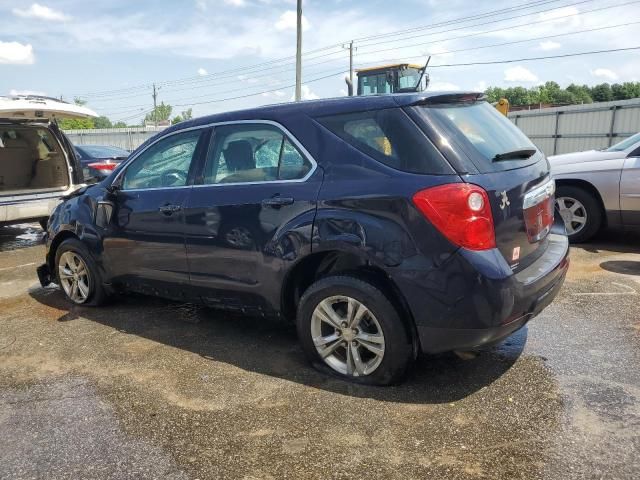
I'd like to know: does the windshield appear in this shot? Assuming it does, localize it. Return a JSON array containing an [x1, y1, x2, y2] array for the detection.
[[605, 132, 640, 152], [398, 68, 422, 91], [76, 145, 129, 158], [415, 101, 540, 173]]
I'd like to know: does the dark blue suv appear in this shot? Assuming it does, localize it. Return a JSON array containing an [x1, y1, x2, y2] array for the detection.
[[38, 92, 569, 385]]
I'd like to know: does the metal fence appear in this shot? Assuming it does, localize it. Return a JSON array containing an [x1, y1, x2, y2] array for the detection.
[[62, 126, 166, 152], [508, 98, 640, 156]]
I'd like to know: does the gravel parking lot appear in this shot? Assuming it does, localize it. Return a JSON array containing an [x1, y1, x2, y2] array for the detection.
[[0, 224, 638, 480]]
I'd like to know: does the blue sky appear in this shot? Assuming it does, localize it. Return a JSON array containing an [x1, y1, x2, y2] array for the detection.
[[1, 0, 639, 123]]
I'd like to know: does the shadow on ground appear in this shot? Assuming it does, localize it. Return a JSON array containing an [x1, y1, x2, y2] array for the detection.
[[599, 260, 640, 276], [579, 228, 640, 254], [29, 287, 526, 404]]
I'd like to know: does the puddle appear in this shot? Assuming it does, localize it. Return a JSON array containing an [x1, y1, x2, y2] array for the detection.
[[0, 223, 45, 251]]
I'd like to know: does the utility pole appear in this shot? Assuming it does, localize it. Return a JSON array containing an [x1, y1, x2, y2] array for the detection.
[[348, 41, 354, 89], [152, 83, 158, 127], [295, 0, 302, 101], [342, 41, 354, 96]]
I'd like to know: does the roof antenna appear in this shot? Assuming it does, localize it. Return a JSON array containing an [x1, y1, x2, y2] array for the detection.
[[414, 56, 431, 92]]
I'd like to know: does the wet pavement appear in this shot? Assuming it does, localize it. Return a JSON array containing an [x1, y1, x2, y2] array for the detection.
[[0, 224, 638, 479]]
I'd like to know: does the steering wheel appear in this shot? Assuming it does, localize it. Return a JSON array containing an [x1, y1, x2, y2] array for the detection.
[[160, 169, 187, 187]]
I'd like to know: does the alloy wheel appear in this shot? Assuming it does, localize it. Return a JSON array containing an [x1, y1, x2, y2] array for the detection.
[[310, 295, 385, 377], [58, 251, 91, 304], [556, 196, 587, 235]]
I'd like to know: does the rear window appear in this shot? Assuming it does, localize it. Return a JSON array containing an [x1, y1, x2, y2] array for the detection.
[[414, 102, 540, 173], [317, 108, 453, 175]]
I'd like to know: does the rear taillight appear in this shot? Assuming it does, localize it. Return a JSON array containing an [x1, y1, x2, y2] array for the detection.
[[87, 161, 118, 172], [412, 183, 496, 251]]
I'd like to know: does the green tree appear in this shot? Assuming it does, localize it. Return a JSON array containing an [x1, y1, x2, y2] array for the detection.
[[504, 86, 532, 106], [94, 116, 113, 129], [485, 86, 506, 103], [144, 102, 172, 125], [590, 83, 613, 102], [181, 108, 193, 120], [58, 118, 95, 130], [566, 84, 593, 104], [113, 121, 127, 128], [171, 115, 183, 125], [73, 97, 87, 106]]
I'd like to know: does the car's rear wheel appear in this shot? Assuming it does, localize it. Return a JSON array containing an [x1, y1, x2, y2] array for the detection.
[[55, 238, 108, 306], [555, 185, 602, 243], [297, 275, 413, 385]]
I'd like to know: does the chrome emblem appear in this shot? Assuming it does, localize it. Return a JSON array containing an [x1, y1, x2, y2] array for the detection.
[[499, 190, 510, 210]]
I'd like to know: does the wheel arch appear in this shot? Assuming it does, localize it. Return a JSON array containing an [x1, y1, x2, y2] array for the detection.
[[281, 249, 420, 355], [47, 229, 80, 271]]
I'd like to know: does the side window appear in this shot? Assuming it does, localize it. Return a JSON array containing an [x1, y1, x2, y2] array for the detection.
[[122, 129, 202, 190], [203, 124, 312, 184], [317, 108, 452, 175]]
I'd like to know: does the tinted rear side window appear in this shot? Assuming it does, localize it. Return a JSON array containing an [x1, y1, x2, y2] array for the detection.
[[317, 108, 454, 175], [413, 102, 541, 173]]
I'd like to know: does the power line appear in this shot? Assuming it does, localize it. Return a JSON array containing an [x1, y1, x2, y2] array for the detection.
[[97, 0, 636, 111], [427, 45, 640, 67], [355, 0, 623, 53], [350, 0, 568, 43], [113, 44, 640, 118], [88, 0, 617, 106], [352, 0, 640, 55], [69, 0, 581, 100]]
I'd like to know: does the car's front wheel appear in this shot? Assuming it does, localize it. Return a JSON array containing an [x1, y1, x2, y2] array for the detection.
[[555, 185, 602, 243], [297, 276, 413, 385], [55, 238, 108, 306]]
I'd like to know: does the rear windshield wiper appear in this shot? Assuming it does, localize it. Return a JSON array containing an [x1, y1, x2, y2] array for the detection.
[[492, 148, 537, 162]]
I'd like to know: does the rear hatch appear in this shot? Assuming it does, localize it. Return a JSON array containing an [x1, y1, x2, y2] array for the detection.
[[407, 95, 555, 271], [0, 96, 98, 187]]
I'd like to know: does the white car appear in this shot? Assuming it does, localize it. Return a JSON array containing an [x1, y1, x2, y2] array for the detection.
[[0, 96, 97, 228], [549, 133, 640, 242]]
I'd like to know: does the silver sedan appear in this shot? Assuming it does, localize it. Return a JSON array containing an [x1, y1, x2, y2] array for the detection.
[[549, 133, 640, 242]]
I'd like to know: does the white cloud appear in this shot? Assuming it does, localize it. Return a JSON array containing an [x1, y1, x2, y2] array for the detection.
[[12, 3, 70, 21], [195, 0, 207, 11], [197, 67, 208, 76], [262, 90, 285, 98], [429, 81, 460, 91], [591, 68, 618, 81], [0, 41, 35, 64], [290, 85, 320, 101], [9, 89, 47, 97], [504, 66, 538, 83], [275, 11, 310, 31], [472, 80, 487, 92], [426, 44, 453, 58], [539, 40, 561, 51], [224, 0, 246, 6]]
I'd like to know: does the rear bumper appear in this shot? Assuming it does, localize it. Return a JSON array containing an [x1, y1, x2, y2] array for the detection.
[[395, 230, 569, 354]]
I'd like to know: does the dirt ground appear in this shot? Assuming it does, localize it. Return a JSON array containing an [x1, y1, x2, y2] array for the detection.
[[0, 223, 638, 479]]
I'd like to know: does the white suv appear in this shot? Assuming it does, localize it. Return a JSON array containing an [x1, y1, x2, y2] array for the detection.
[[0, 96, 96, 228]]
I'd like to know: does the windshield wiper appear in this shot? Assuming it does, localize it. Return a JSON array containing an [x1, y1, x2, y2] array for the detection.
[[492, 148, 537, 162]]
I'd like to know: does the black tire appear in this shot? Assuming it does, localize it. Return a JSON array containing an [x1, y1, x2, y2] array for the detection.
[[54, 238, 109, 306], [555, 185, 603, 243], [39, 218, 48, 231], [297, 275, 413, 385]]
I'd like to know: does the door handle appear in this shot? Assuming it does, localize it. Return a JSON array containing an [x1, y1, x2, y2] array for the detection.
[[158, 204, 182, 215], [261, 196, 294, 207]]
